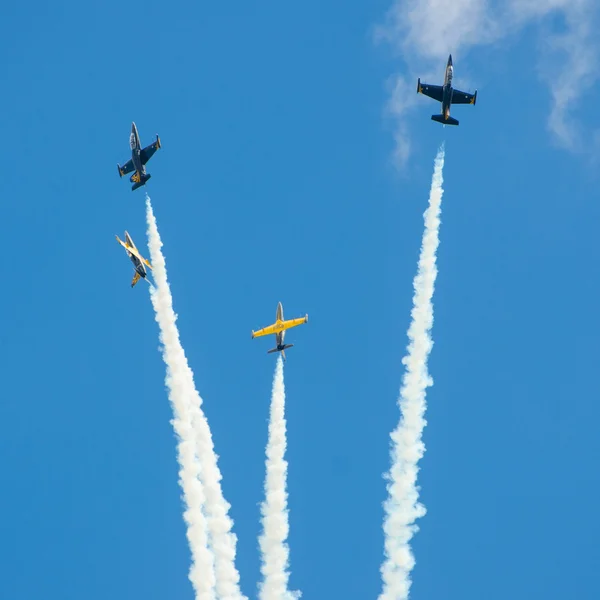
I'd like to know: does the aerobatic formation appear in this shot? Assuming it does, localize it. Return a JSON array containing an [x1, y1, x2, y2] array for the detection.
[[116, 122, 310, 354], [113, 51, 477, 600], [115, 53, 477, 314]]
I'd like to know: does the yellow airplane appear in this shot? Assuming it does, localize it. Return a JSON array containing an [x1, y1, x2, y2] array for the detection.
[[116, 231, 152, 287], [251, 301, 308, 360]]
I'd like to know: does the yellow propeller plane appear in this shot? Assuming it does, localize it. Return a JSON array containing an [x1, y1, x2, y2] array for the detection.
[[251, 301, 308, 360], [116, 231, 153, 288]]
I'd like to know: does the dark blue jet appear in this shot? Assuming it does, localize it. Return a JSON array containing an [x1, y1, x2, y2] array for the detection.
[[117, 122, 161, 191], [417, 55, 477, 126]]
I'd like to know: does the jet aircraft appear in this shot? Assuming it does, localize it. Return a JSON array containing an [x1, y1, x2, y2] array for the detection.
[[116, 231, 153, 287], [251, 301, 308, 360], [117, 122, 161, 191], [417, 54, 477, 126]]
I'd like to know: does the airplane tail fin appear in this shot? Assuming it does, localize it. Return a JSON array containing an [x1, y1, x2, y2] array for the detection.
[[431, 114, 459, 126], [281, 344, 294, 361]]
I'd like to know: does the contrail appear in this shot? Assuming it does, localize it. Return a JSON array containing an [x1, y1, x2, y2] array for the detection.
[[258, 357, 301, 600], [379, 145, 445, 600], [144, 196, 216, 600], [145, 196, 245, 600]]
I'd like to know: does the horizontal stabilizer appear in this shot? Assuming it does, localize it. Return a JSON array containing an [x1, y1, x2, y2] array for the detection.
[[131, 173, 151, 191], [431, 114, 459, 126], [267, 344, 294, 355]]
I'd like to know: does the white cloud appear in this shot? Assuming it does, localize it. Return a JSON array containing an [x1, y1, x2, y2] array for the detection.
[[376, 0, 599, 164], [386, 75, 417, 168]]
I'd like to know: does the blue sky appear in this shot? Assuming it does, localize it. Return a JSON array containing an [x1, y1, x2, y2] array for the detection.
[[0, 0, 599, 599]]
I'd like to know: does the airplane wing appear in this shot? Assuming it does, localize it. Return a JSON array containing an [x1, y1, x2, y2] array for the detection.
[[417, 81, 443, 102], [118, 159, 135, 177], [451, 88, 477, 105], [251, 323, 279, 338], [281, 316, 308, 331], [140, 137, 161, 165], [131, 271, 141, 287]]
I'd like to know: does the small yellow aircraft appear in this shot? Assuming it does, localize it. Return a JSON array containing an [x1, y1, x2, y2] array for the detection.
[[251, 301, 308, 360], [116, 231, 153, 288]]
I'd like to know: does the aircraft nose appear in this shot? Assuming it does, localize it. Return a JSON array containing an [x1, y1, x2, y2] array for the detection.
[[448, 54, 453, 65]]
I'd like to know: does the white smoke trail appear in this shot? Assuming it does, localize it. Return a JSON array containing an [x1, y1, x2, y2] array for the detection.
[[189, 381, 245, 600], [145, 196, 246, 600], [144, 198, 216, 600], [379, 145, 445, 600], [258, 357, 301, 600]]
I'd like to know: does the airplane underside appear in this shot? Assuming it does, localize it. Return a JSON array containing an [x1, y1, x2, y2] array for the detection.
[[250, 302, 308, 360], [117, 122, 161, 191], [416, 55, 477, 127]]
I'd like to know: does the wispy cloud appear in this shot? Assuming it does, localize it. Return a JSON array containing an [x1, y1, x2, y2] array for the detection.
[[376, 0, 599, 164]]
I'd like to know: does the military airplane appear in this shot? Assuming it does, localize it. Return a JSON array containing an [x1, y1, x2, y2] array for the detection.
[[251, 301, 308, 360], [116, 231, 153, 287], [417, 54, 477, 126], [117, 122, 161, 191]]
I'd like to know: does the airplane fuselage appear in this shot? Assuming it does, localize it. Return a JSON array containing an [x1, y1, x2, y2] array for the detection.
[[441, 59, 454, 119], [130, 123, 145, 176], [275, 301, 285, 349], [128, 251, 147, 279]]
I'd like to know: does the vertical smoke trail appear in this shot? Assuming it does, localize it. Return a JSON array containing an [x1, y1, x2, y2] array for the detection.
[[145, 196, 246, 600], [189, 380, 245, 600], [144, 197, 216, 600], [379, 146, 445, 600], [258, 357, 301, 600]]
